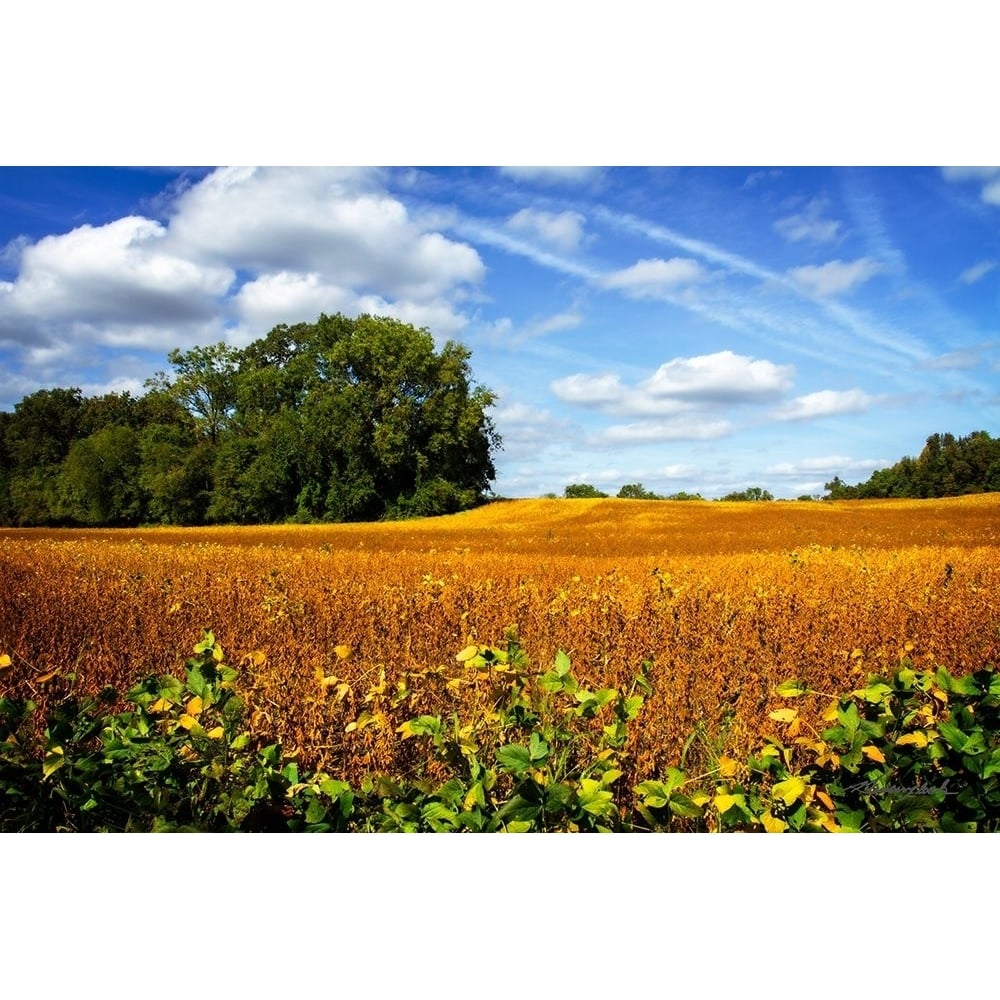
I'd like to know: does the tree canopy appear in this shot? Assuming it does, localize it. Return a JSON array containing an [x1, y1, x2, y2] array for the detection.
[[824, 431, 1000, 500], [0, 314, 501, 526]]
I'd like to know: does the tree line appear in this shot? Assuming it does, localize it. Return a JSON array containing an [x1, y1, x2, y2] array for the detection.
[[825, 431, 1000, 499], [0, 314, 501, 527], [558, 431, 1000, 503]]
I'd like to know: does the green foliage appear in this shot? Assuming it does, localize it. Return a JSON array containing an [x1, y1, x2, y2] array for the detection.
[[0, 314, 501, 526], [4, 634, 1000, 832], [383, 636, 653, 831], [825, 430, 1000, 500], [718, 486, 774, 502], [617, 482, 661, 500], [563, 483, 609, 499]]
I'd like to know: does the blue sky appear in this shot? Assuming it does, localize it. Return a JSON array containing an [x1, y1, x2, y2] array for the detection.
[[1, 165, 998, 498]]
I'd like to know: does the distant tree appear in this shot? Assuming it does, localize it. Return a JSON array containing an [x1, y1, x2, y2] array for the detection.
[[564, 483, 609, 499], [824, 430, 1000, 500], [664, 491, 704, 501], [617, 482, 661, 500], [719, 486, 773, 502]]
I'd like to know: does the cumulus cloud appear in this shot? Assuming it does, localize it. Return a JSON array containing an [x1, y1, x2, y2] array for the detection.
[[959, 260, 996, 284], [168, 167, 484, 300], [774, 199, 842, 244], [4, 216, 233, 328], [550, 372, 628, 408], [772, 388, 874, 421], [506, 208, 587, 253], [546, 351, 797, 451], [0, 167, 487, 389], [788, 257, 884, 297], [642, 350, 793, 403], [552, 351, 794, 416], [600, 257, 708, 298]]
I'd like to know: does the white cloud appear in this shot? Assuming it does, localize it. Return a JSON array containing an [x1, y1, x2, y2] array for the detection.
[[551, 351, 794, 421], [551, 372, 628, 408], [594, 418, 733, 445], [788, 257, 884, 297], [5, 216, 233, 327], [529, 310, 582, 336], [168, 167, 484, 300], [774, 199, 842, 243], [983, 180, 1000, 206], [940, 166, 1000, 181], [940, 167, 1000, 206], [772, 388, 874, 421], [234, 271, 355, 332], [659, 463, 700, 478], [506, 208, 587, 253], [918, 348, 982, 371], [642, 350, 793, 402], [766, 455, 887, 475], [600, 257, 708, 298], [0, 235, 30, 269], [742, 169, 782, 189], [492, 400, 574, 461], [959, 260, 997, 284], [498, 166, 602, 185], [0, 167, 487, 389]]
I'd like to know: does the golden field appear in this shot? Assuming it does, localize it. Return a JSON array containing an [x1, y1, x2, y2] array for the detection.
[[2, 495, 998, 783]]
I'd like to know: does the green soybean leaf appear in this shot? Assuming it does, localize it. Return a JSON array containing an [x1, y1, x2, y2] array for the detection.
[[496, 744, 532, 773]]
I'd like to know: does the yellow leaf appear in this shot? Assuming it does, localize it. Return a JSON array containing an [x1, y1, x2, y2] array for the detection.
[[334, 644, 352, 660], [185, 696, 203, 717], [690, 791, 711, 808], [851, 648, 864, 659], [760, 810, 787, 833], [895, 731, 928, 749], [178, 714, 197, 730], [167, 602, 182, 614], [246, 650, 266, 667], [0, 653, 13, 671], [713, 793, 741, 814], [822, 703, 840, 722], [718, 756, 738, 779], [335, 682, 351, 702], [346, 711, 374, 733], [816, 790, 836, 811], [771, 776, 808, 806], [35, 668, 61, 684], [206, 726, 224, 739], [862, 744, 886, 764], [456, 644, 480, 663], [931, 688, 948, 704], [149, 697, 171, 714], [817, 813, 843, 833], [768, 708, 798, 723]]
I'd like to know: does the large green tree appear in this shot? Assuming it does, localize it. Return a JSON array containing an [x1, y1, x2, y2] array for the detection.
[[0, 314, 500, 526], [231, 314, 500, 522]]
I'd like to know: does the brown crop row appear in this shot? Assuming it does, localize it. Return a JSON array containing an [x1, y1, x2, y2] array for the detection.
[[2, 496, 998, 784]]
